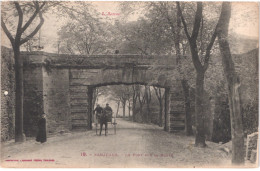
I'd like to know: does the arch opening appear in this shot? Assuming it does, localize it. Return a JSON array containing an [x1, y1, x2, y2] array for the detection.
[[83, 83, 167, 132]]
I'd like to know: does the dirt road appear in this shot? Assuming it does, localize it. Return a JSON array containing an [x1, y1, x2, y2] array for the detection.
[[1, 118, 232, 168]]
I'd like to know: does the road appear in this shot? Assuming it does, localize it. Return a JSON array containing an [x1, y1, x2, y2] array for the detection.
[[1, 118, 232, 168]]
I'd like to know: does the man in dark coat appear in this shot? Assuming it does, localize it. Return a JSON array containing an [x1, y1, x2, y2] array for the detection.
[[36, 113, 47, 143], [94, 104, 103, 119], [100, 103, 113, 136]]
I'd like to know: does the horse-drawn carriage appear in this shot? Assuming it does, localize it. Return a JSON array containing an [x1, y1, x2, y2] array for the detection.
[[95, 111, 117, 135]]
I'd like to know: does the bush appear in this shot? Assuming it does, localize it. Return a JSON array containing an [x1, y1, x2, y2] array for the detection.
[[242, 100, 258, 135]]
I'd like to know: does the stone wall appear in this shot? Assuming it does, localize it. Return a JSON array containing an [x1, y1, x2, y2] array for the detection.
[[169, 82, 185, 132], [43, 68, 71, 134], [69, 69, 89, 130], [1, 47, 15, 141], [23, 65, 44, 137]]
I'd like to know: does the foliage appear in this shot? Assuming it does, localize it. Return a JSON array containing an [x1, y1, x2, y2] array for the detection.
[[116, 18, 174, 55], [1, 1, 58, 48], [56, 2, 118, 55], [242, 101, 258, 135]]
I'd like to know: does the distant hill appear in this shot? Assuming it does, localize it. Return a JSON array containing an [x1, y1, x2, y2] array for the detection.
[[229, 32, 259, 54]]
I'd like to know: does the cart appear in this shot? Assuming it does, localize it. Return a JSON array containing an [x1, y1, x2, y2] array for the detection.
[[95, 112, 117, 135]]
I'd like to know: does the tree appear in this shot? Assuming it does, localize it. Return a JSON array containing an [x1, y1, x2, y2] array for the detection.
[[120, 86, 132, 119], [128, 98, 131, 119], [215, 2, 244, 164], [121, 95, 127, 119], [150, 2, 193, 135], [108, 85, 132, 118], [1, 1, 48, 142], [181, 80, 193, 135], [144, 86, 152, 123], [177, 2, 218, 147], [136, 85, 146, 122], [57, 2, 116, 55], [153, 86, 165, 127], [115, 101, 120, 118], [132, 84, 138, 121], [116, 14, 174, 55]]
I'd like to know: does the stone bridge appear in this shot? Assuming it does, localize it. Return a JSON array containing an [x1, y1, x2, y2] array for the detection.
[[21, 51, 186, 136]]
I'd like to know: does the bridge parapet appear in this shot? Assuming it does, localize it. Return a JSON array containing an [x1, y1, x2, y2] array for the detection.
[[21, 51, 176, 68]]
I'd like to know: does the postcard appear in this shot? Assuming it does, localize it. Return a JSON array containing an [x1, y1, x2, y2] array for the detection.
[[1, 0, 259, 168]]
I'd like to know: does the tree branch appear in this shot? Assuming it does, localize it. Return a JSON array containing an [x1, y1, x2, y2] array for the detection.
[[1, 17, 14, 45], [177, 2, 191, 40], [199, 15, 204, 55], [14, 2, 23, 37], [178, 2, 203, 72], [153, 2, 176, 38], [165, 10, 176, 38], [21, 2, 46, 34], [20, 6, 44, 45], [153, 86, 160, 100], [191, 2, 203, 41], [203, 27, 217, 71]]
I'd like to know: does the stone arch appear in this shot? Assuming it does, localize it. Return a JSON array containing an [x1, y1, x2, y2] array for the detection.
[[21, 51, 185, 135]]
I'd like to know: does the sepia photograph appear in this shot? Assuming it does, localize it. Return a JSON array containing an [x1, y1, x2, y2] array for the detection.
[[0, 0, 259, 168]]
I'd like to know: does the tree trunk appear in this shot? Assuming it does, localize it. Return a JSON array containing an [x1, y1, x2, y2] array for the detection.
[[181, 80, 193, 136], [92, 88, 97, 123], [195, 71, 206, 147], [122, 101, 126, 118], [159, 100, 163, 127], [153, 87, 163, 127], [175, 4, 182, 64], [139, 100, 144, 122], [87, 87, 93, 129], [116, 101, 120, 118], [128, 100, 131, 119], [164, 88, 170, 131], [14, 45, 25, 142], [137, 87, 145, 122], [216, 2, 244, 164], [132, 99, 136, 121], [144, 86, 151, 123], [132, 85, 137, 122], [132, 97, 136, 122]]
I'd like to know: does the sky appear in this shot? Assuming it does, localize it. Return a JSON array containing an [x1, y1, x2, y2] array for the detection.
[[1, 1, 259, 53]]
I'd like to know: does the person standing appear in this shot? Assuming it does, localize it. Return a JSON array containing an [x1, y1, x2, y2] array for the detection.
[[100, 103, 113, 136], [104, 103, 113, 121], [36, 113, 47, 143]]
